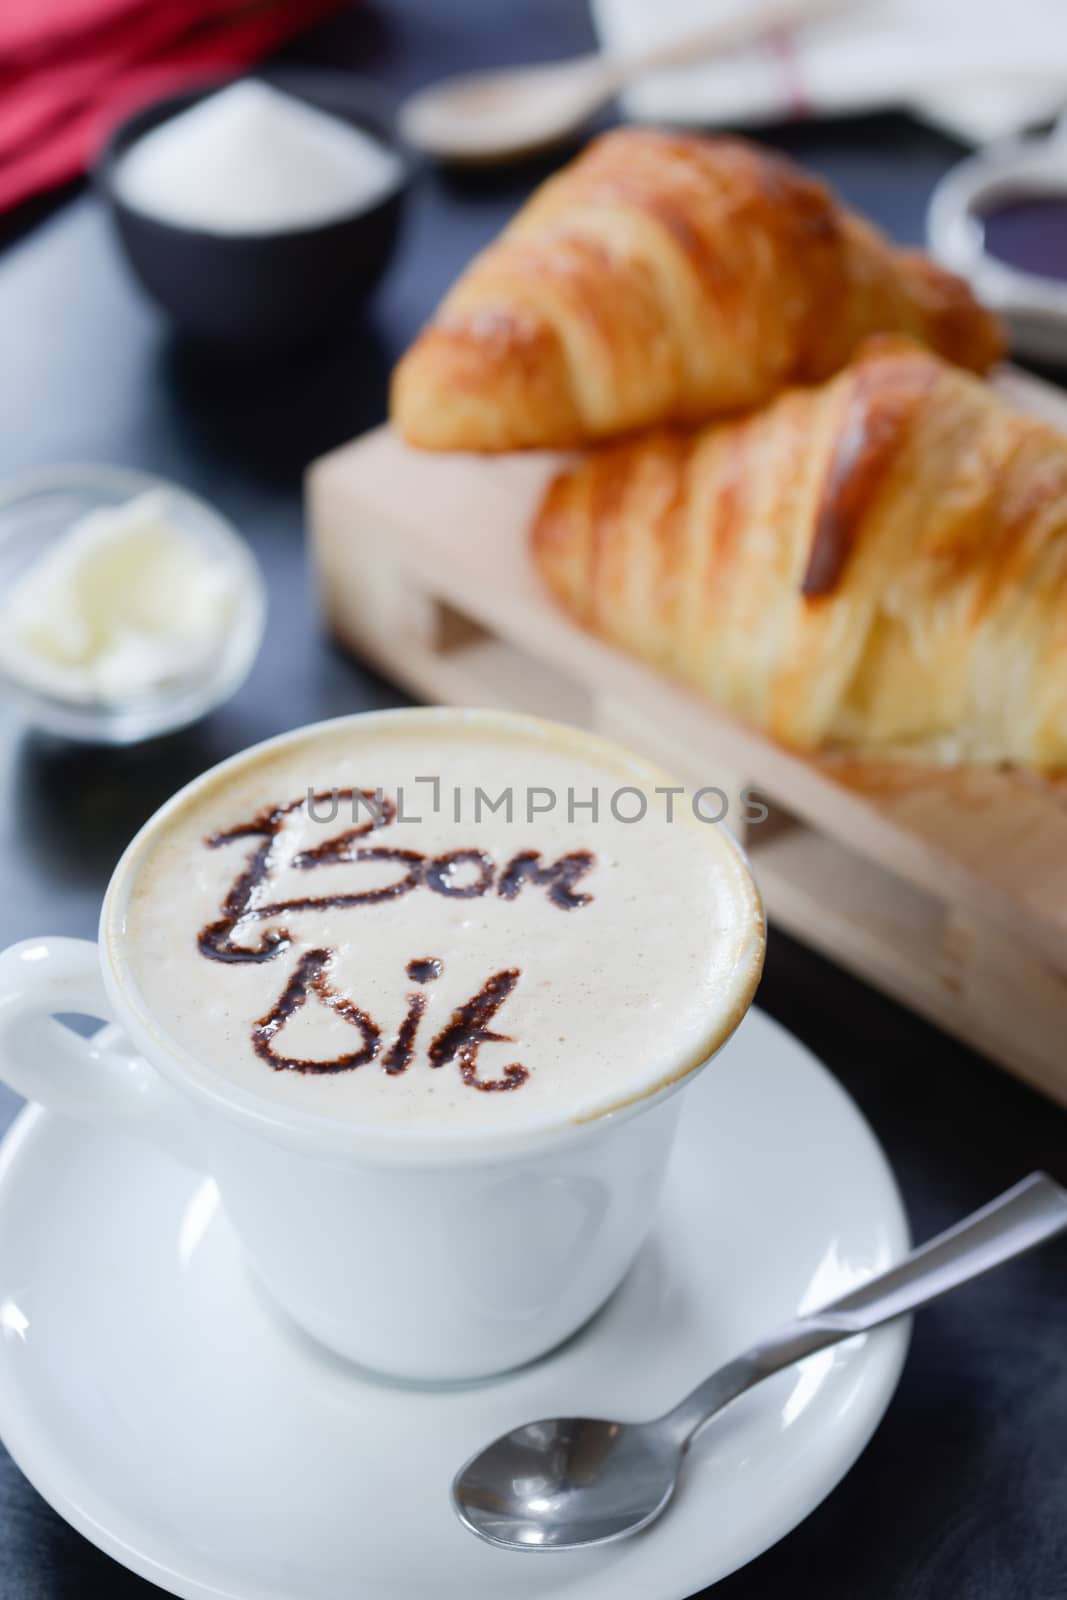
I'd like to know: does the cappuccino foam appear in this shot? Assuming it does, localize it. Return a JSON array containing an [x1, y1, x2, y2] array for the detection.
[[116, 713, 763, 1130]]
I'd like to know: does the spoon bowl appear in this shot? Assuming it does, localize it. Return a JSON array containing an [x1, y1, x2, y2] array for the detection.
[[454, 1416, 679, 1550], [400, 58, 609, 165]]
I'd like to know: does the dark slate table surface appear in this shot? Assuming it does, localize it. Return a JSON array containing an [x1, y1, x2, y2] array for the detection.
[[1, 3, 1066, 1596]]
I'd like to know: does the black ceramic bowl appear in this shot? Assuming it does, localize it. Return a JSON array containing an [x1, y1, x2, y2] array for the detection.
[[95, 69, 413, 348]]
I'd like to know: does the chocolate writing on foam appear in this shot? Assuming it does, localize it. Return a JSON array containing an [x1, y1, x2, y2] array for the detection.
[[198, 790, 595, 1092], [426, 967, 527, 1093], [252, 948, 381, 1074]]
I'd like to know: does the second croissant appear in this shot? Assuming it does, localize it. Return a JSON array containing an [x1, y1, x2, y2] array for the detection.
[[533, 338, 1067, 770]]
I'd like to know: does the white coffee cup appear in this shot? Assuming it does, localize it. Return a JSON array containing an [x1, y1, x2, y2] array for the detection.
[[0, 711, 764, 1383]]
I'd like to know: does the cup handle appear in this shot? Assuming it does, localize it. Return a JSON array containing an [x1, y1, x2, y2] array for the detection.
[[0, 937, 203, 1169]]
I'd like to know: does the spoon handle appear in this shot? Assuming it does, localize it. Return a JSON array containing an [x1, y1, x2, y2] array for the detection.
[[814, 1170, 1067, 1328], [600, 0, 850, 89], [664, 1172, 1067, 1446]]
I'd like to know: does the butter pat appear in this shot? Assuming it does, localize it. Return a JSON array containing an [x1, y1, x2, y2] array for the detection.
[[0, 492, 238, 704]]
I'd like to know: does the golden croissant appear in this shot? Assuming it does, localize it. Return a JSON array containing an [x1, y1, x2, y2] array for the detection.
[[532, 338, 1067, 770], [391, 129, 1004, 452]]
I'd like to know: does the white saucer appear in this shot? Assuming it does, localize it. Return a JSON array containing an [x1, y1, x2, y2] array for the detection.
[[0, 1009, 909, 1600]]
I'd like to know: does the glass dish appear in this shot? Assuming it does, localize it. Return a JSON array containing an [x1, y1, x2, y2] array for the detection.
[[0, 464, 266, 744]]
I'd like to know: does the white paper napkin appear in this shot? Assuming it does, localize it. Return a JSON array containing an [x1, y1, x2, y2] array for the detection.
[[590, 0, 1067, 145]]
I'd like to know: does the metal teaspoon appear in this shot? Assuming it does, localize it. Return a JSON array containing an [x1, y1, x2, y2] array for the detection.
[[453, 1171, 1067, 1551], [398, 0, 847, 166]]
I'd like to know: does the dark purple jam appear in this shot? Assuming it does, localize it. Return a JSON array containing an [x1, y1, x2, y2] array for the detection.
[[980, 193, 1067, 284]]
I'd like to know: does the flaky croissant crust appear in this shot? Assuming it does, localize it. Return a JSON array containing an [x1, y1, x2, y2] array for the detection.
[[392, 130, 1004, 452], [533, 338, 1067, 770]]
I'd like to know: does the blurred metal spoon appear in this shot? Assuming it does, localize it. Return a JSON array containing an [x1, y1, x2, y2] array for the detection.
[[454, 1172, 1067, 1551], [400, 0, 848, 164]]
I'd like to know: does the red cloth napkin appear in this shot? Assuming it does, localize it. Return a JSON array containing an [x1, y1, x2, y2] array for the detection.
[[0, 0, 348, 214]]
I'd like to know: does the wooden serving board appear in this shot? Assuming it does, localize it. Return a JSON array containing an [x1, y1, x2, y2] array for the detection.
[[307, 368, 1067, 1109]]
